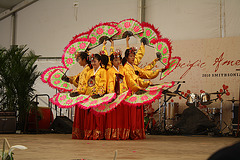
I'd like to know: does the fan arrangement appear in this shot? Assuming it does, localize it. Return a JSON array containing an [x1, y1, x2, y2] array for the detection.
[[41, 18, 181, 114]]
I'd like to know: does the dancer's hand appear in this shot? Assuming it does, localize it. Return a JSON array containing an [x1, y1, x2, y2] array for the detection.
[[135, 89, 147, 95], [103, 40, 107, 46], [70, 91, 79, 97], [126, 36, 130, 48], [126, 35, 130, 42], [154, 58, 160, 62], [61, 75, 70, 82], [160, 68, 167, 72], [149, 81, 153, 86], [110, 38, 114, 47]]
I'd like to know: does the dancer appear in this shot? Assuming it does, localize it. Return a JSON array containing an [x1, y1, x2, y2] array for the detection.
[[61, 51, 91, 139], [123, 37, 164, 87], [121, 37, 165, 139], [105, 45, 145, 139], [81, 53, 108, 140], [100, 39, 114, 70]]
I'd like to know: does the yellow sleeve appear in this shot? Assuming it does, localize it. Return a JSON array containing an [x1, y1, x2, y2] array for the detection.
[[123, 64, 150, 90], [144, 59, 158, 70], [102, 45, 108, 55], [97, 69, 107, 95], [110, 46, 114, 55], [124, 69, 141, 92], [137, 78, 151, 89], [75, 67, 90, 94], [69, 74, 79, 87], [134, 44, 145, 66], [107, 69, 115, 93], [102, 45, 112, 69], [136, 65, 160, 79]]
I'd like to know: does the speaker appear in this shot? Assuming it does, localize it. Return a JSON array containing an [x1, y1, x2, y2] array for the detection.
[[232, 104, 240, 130], [0, 112, 16, 133], [51, 116, 73, 134], [175, 107, 216, 135]]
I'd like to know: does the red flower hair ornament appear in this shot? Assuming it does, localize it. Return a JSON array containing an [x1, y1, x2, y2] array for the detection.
[[113, 49, 122, 58], [99, 50, 105, 56], [89, 53, 95, 61], [129, 47, 137, 55]]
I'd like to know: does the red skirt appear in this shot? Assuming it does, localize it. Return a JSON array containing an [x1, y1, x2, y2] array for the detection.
[[72, 104, 145, 140]]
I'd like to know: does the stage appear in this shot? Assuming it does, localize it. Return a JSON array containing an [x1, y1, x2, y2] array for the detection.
[[1, 134, 239, 160]]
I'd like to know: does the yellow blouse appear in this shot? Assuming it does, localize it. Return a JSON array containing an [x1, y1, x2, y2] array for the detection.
[[134, 44, 145, 66], [144, 58, 158, 70], [129, 44, 157, 70], [107, 65, 141, 94], [83, 67, 107, 96], [102, 45, 114, 70], [124, 62, 160, 88], [123, 62, 149, 89], [69, 65, 91, 89]]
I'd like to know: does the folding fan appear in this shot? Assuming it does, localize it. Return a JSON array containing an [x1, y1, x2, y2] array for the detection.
[[49, 94, 58, 105], [41, 66, 66, 84], [155, 38, 172, 68], [69, 31, 89, 42], [47, 68, 72, 92], [160, 56, 181, 80], [87, 22, 119, 49], [112, 18, 143, 40], [136, 22, 162, 47], [92, 90, 130, 115], [55, 92, 90, 108], [78, 93, 116, 109], [123, 89, 162, 107], [146, 81, 175, 91], [62, 38, 90, 69]]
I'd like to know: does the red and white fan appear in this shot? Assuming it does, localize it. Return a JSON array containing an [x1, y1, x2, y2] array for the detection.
[[62, 38, 90, 69], [92, 90, 130, 115], [87, 22, 119, 49], [137, 22, 162, 48], [78, 93, 116, 109], [112, 19, 143, 40]]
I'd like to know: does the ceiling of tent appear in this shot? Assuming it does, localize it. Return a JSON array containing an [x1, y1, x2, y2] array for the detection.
[[0, 0, 24, 14]]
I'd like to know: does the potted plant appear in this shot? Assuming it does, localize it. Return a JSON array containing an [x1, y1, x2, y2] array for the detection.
[[0, 45, 41, 132]]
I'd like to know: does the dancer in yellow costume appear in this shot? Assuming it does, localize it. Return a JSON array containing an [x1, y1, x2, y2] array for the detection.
[[60, 51, 92, 139], [122, 36, 163, 88], [82, 53, 108, 140], [106, 46, 145, 140], [61, 52, 91, 93]]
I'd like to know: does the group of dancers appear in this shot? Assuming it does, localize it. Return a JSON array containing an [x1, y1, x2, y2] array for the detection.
[[62, 36, 165, 140]]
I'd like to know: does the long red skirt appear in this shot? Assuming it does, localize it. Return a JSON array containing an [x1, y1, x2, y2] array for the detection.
[[72, 104, 145, 140], [72, 106, 105, 140]]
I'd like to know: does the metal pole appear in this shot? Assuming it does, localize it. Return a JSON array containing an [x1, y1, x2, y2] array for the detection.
[[220, 0, 225, 38], [10, 12, 17, 46], [138, 0, 145, 23], [220, 99, 223, 132]]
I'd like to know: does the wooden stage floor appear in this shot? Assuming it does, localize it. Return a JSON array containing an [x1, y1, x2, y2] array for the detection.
[[0, 134, 239, 160]]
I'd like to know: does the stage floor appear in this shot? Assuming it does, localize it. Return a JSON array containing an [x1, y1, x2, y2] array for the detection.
[[0, 134, 239, 160]]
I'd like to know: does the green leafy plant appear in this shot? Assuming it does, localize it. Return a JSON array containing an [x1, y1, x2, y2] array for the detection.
[[0, 45, 41, 132]]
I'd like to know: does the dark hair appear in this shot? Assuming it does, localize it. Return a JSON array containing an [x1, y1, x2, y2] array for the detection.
[[91, 54, 109, 69], [79, 52, 90, 64], [101, 55, 109, 69], [110, 54, 122, 63], [122, 49, 129, 66], [78, 51, 92, 68], [122, 48, 137, 66]]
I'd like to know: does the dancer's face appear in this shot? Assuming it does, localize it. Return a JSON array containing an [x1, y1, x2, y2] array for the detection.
[[127, 53, 135, 65], [91, 58, 101, 70], [112, 57, 121, 68], [77, 57, 86, 66]]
